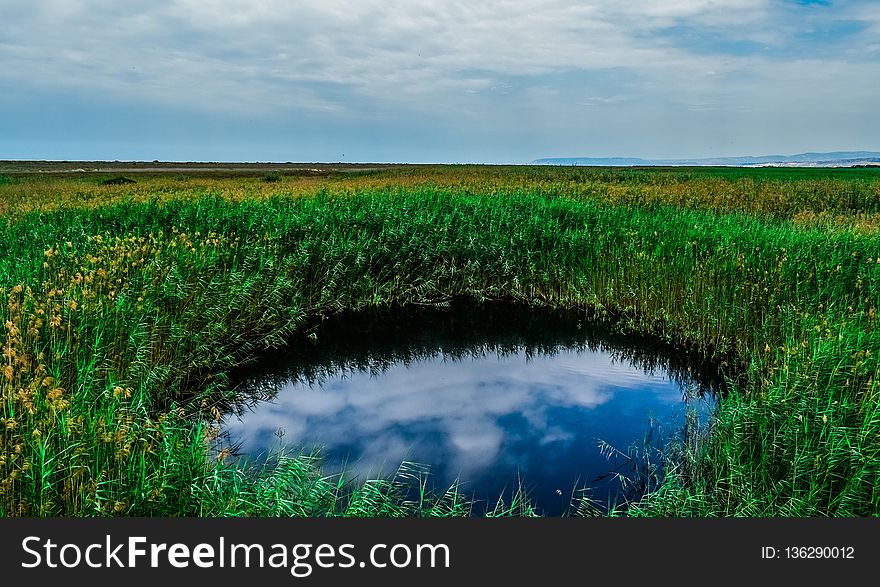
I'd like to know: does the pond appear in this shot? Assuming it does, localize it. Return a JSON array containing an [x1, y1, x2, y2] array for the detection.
[[223, 302, 724, 516]]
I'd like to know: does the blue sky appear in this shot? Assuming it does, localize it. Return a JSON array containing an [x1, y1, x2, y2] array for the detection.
[[1, 0, 879, 163]]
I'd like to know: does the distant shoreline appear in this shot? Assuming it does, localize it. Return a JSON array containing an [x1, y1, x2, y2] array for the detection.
[[0, 161, 405, 175], [533, 151, 880, 168]]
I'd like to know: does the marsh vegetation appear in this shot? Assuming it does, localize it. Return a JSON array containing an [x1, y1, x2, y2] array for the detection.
[[1, 164, 878, 516]]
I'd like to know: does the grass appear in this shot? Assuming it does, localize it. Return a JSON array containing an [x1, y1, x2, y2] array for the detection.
[[261, 172, 283, 183], [0, 165, 879, 516]]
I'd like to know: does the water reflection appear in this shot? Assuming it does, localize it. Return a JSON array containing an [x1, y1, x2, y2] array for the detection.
[[224, 302, 725, 515]]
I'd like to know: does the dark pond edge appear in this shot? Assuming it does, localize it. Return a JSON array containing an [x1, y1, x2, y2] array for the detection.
[[207, 298, 736, 515], [226, 298, 733, 409]]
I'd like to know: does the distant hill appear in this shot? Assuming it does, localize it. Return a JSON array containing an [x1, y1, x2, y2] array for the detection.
[[532, 151, 880, 168]]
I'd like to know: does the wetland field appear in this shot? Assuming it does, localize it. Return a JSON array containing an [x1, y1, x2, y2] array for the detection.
[[1, 162, 879, 516]]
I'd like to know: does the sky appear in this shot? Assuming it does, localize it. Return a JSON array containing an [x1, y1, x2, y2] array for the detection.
[[1, 0, 879, 163]]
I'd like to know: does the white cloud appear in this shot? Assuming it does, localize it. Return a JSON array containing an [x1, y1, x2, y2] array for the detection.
[[0, 0, 796, 113], [2, 0, 878, 159]]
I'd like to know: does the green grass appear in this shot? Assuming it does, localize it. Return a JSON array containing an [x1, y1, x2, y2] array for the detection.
[[1, 166, 879, 516], [261, 172, 283, 183]]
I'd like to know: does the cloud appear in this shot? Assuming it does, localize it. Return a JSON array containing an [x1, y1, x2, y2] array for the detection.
[[0, 2, 838, 108], [2, 0, 878, 160]]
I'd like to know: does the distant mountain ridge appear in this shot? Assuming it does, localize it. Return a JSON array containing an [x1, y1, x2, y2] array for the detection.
[[532, 151, 880, 167]]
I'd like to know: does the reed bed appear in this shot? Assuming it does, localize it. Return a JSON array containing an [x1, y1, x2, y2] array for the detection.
[[1, 166, 879, 516]]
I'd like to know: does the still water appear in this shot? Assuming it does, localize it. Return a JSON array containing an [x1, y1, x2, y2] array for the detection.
[[224, 302, 722, 515]]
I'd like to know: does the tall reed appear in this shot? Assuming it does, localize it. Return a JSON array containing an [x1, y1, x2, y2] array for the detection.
[[1, 167, 878, 516]]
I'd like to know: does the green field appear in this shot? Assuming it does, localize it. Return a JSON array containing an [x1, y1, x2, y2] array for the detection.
[[1, 164, 879, 516]]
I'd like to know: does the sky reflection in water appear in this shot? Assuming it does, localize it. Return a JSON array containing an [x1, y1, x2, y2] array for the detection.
[[225, 310, 717, 516]]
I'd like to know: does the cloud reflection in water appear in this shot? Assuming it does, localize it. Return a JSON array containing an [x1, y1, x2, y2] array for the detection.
[[225, 345, 703, 512]]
